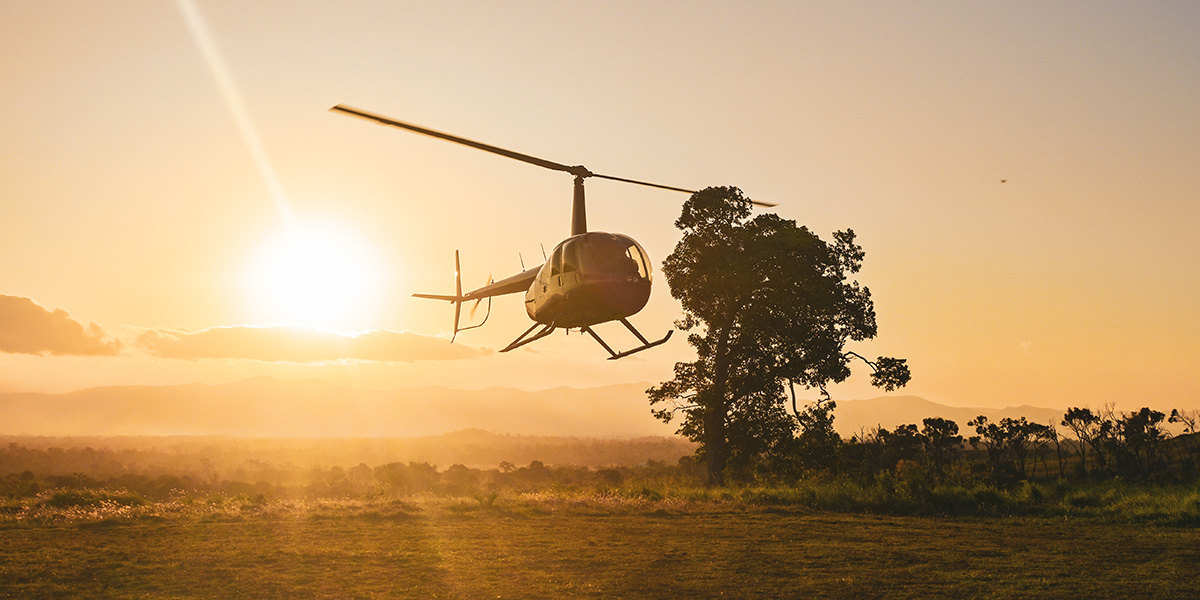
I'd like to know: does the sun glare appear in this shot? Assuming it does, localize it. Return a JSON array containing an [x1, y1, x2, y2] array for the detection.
[[247, 224, 381, 331]]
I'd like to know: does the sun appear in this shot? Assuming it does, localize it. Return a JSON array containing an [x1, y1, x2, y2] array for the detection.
[[246, 224, 381, 331]]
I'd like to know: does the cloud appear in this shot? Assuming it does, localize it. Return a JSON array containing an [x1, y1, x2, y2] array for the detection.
[[0, 295, 122, 356], [136, 325, 489, 363]]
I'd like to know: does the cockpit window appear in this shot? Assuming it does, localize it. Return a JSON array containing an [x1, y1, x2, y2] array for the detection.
[[625, 244, 649, 279], [561, 239, 579, 274], [550, 245, 562, 276], [578, 234, 650, 281]]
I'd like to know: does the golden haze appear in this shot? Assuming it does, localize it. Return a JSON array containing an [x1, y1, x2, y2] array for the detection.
[[0, 3, 1197, 415]]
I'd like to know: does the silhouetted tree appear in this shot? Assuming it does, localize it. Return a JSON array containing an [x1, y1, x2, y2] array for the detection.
[[884, 423, 924, 466], [1169, 409, 1199, 478], [1026, 421, 1055, 479], [1062, 407, 1103, 475], [968, 416, 1007, 480], [1111, 408, 1169, 478], [782, 396, 842, 477], [1170, 409, 1198, 435], [442, 464, 478, 494], [1045, 422, 1067, 479], [842, 427, 890, 479], [968, 416, 1047, 481], [649, 187, 910, 484], [920, 417, 963, 479]]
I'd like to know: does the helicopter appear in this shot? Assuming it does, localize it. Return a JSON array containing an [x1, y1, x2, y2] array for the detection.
[[331, 105, 774, 359]]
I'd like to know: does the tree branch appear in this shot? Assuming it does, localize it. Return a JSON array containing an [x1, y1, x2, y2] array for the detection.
[[843, 351, 877, 371], [787, 378, 829, 421]]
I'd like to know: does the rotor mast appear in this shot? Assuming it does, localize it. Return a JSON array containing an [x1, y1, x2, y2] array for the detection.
[[572, 175, 587, 236], [562, 164, 593, 236]]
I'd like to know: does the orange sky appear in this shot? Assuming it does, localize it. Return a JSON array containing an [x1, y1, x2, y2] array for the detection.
[[2, 1, 1198, 412]]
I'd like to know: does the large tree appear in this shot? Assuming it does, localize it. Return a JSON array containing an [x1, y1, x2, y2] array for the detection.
[[649, 187, 910, 485]]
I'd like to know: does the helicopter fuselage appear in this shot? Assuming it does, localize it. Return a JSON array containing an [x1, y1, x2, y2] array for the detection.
[[332, 104, 705, 357], [525, 232, 652, 328]]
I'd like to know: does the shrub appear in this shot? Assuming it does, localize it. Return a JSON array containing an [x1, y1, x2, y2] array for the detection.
[[37, 488, 144, 509]]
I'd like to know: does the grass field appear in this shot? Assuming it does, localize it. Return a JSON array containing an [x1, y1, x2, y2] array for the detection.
[[3, 497, 1199, 599]]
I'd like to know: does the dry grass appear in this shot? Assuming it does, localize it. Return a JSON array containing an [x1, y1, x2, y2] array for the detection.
[[2, 494, 1199, 599]]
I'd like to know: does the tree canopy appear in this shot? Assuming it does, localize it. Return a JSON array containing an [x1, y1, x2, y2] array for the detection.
[[649, 186, 910, 484]]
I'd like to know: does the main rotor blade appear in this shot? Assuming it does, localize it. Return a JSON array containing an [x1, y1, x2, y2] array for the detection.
[[331, 104, 590, 177], [590, 173, 776, 207], [332, 104, 778, 207], [590, 173, 695, 194]]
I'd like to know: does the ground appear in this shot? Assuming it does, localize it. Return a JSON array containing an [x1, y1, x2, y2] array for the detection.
[[2, 499, 1197, 599]]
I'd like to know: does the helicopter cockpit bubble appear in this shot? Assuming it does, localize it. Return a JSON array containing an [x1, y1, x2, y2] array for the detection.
[[577, 233, 651, 282]]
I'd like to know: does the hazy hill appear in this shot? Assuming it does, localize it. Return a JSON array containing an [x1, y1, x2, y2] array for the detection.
[[0, 377, 672, 438], [0, 377, 1068, 438]]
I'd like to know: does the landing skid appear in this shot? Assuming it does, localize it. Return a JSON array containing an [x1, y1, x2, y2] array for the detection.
[[583, 318, 673, 360], [499, 318, 672, 359], [499, 322, 557, 353]]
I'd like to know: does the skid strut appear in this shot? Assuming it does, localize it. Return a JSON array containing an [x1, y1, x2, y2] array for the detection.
[[500, 321, 557, 353], [582, 318, 673, 360]]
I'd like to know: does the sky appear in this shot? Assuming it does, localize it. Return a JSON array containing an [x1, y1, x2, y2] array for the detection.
[[2, 1, 1198, 412]]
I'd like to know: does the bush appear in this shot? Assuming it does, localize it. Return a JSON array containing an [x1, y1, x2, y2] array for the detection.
[[37, 488, 144, 509]]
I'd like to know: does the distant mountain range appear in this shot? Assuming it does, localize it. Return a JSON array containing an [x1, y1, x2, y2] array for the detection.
[[0, 377, 670, 438], [0, 377, 1068, 438]]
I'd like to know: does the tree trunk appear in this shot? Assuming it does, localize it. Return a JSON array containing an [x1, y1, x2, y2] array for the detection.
[[703, 395, 727, 486], [704, 316, 735, 486]]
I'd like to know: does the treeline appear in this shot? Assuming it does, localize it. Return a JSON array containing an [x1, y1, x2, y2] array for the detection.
[[0, 431, 693, 479], [762, 402, 1200, 486], [0, 454, 687, 504], [0, 433, 695, 503], [2, 406, 1198, 513]]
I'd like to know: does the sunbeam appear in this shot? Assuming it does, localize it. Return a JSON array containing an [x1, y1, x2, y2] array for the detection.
[[175, 0, 294, 227]]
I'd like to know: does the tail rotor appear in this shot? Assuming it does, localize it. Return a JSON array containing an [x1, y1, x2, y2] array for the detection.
[[452, 251, 462, 341], [412, 250, 470, 341]]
